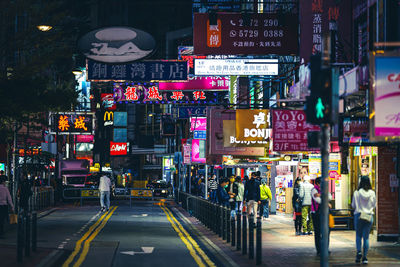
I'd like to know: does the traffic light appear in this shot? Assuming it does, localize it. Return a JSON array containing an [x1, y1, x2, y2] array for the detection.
[[305, 54, 336, 125]]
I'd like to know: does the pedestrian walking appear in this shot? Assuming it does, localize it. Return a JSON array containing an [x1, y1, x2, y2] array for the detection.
[[216, 178, 230, 207], [299, 175, 314, 235], [208, 174, 218, 203], [311, 177, 332, 256], [352, 176, 376, 264], [259, 178, 272, 220], [244, 172, 261, 218], [235, 176, 244, 212], [292, 177, 303, 235], [99, 173, 111, 212], [18, 174, 32, 214], [0, 175, 14, 238]]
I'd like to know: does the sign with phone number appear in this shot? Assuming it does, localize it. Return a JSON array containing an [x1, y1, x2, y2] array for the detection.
[[194, 13, 299, 55]]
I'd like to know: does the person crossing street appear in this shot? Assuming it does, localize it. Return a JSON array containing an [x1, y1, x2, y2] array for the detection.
[[99, 173, 111, 212]]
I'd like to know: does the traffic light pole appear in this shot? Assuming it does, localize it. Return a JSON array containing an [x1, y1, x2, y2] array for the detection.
[[320, 123, 330, 267]]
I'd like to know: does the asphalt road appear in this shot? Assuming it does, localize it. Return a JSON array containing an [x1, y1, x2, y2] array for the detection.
[[31, 200, 228, 267]]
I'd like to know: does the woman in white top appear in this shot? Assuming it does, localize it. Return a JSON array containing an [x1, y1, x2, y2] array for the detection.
[[351, 176, 376, 264]]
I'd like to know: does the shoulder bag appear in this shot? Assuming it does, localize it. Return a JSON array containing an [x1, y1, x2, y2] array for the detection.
[[360, 212, 373, 223]]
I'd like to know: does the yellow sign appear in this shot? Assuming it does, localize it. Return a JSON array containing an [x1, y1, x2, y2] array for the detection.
[[104, 111, 114, 126], [235, 109, 270, 142], [131, 189, 153, 198], [81, 190, 99, 197], [224, 120, 269, 147], [94, 163, 100, 169]]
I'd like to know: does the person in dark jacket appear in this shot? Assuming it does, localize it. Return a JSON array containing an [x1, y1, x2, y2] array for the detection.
[[226, 176, 239, 211], [292, 177, 303, 235], [244, 172, 261, 217], [216, 178, 230, 207]]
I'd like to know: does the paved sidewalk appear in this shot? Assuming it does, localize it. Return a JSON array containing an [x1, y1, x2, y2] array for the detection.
[[175, 204, 400, 267]]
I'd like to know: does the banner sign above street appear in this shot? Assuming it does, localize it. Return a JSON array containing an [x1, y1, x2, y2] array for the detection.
[[272, 110, 320, 152], [194, 59, 278, 76], [78, 27, 155, 63], [158, 76, 229, 91], [193, 13, 299, 55], [87, 59, 188, 82], [113, 83, 222, 104], [49, 112, 95, 135]]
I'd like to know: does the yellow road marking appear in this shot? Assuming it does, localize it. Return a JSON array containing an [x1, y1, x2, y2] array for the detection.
[[159, 203, 216, 267], [73, 206, 118, 267], [160, 204, 206, 267], [62, 207, 114, 267]]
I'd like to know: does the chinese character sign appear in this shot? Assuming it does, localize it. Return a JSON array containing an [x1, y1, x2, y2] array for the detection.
[[87, 60, 188, 82], [272, 110, 320, 152], [113, 83, 222, 104], [194, 13, 299, 55], [235, 109, 270, 142], [51, 113, 94, 135]]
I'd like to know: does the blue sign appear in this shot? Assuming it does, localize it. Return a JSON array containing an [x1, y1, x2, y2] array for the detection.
[[87, 59, 188, 82], [176, 107, 206, 119], [194, 130, 207, 140]]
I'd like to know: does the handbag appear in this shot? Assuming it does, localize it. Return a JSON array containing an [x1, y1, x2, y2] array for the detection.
[[360, 212, 373, 223], [9, 213, 18, 225], [329, 214, 335, 228]]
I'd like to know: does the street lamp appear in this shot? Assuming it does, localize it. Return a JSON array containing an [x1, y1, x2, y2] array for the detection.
[[36, 25, 53, 32]]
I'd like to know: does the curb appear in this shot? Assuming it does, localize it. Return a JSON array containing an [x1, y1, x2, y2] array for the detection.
[[37, 208, 59, 219], [37, 249, 70, 267]]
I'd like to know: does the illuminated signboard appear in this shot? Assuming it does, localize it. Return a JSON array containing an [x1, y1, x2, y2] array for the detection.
[[190, 117, 207, 131], [103, 111, 114, 127], [194, 59, 278, 76], [158, 76, 229, 91], [50, 112, 95, 135], [113, 83, 222, 104], [110, 142, 127, 156], [192, 139, 206, 163], [101, 93, 116, 110]]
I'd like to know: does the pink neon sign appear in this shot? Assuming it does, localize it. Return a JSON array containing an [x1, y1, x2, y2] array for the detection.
[[191, 139, 206, 163], [190, 117, 207, 131], [158, 76, 229, 91]]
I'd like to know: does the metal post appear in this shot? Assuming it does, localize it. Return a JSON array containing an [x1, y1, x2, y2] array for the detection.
[[25, 213, 31, 257], [231, 215, 236, 247], [32, 212, 37, 252], [320, 124, 330, 267], [242, 211, 247, 255], [17, 214, 24, 262], [226, 208, 231, 243], [249, 214, 254, 259], [205, 164, 208, 199], [256, 216, 262, 265], [237, 210, 241, 251], [221, 205, 226, 240]]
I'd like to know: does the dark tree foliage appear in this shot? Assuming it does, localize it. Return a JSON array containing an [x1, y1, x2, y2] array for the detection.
[[0, 0, 91, 142]]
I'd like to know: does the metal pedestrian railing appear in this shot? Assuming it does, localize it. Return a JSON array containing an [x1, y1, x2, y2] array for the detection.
[[177, 191, 262, 265], [28, 187, 55, 212]]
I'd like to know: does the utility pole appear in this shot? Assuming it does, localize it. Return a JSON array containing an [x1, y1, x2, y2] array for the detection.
[[320, 124, 330, 267]]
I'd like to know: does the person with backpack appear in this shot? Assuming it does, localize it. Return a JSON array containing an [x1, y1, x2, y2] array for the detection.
[[352, 176, 376, 264], [259, 178, 272, 220]]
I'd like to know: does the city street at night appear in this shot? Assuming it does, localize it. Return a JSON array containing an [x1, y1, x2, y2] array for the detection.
[[1, 0, 400, 266]]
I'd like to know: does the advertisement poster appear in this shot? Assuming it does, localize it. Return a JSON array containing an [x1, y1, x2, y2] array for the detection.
[[373, 56, 400, 137], [183, 144, 191, 164], [190, 117, 207, 131], [110, 142, 127, 156], [101, 93, 116, 110], [272, 110, 320, 152], [194, 13, 299, 55], [191, 139, 206, 163]]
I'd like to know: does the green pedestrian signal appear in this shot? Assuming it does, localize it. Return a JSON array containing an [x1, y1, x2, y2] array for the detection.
[[315, 98, 325, 119]]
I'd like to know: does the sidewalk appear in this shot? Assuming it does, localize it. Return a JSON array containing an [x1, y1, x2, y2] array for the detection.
[[175, 203, 400, 267], [0, 207, 63, 267]]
